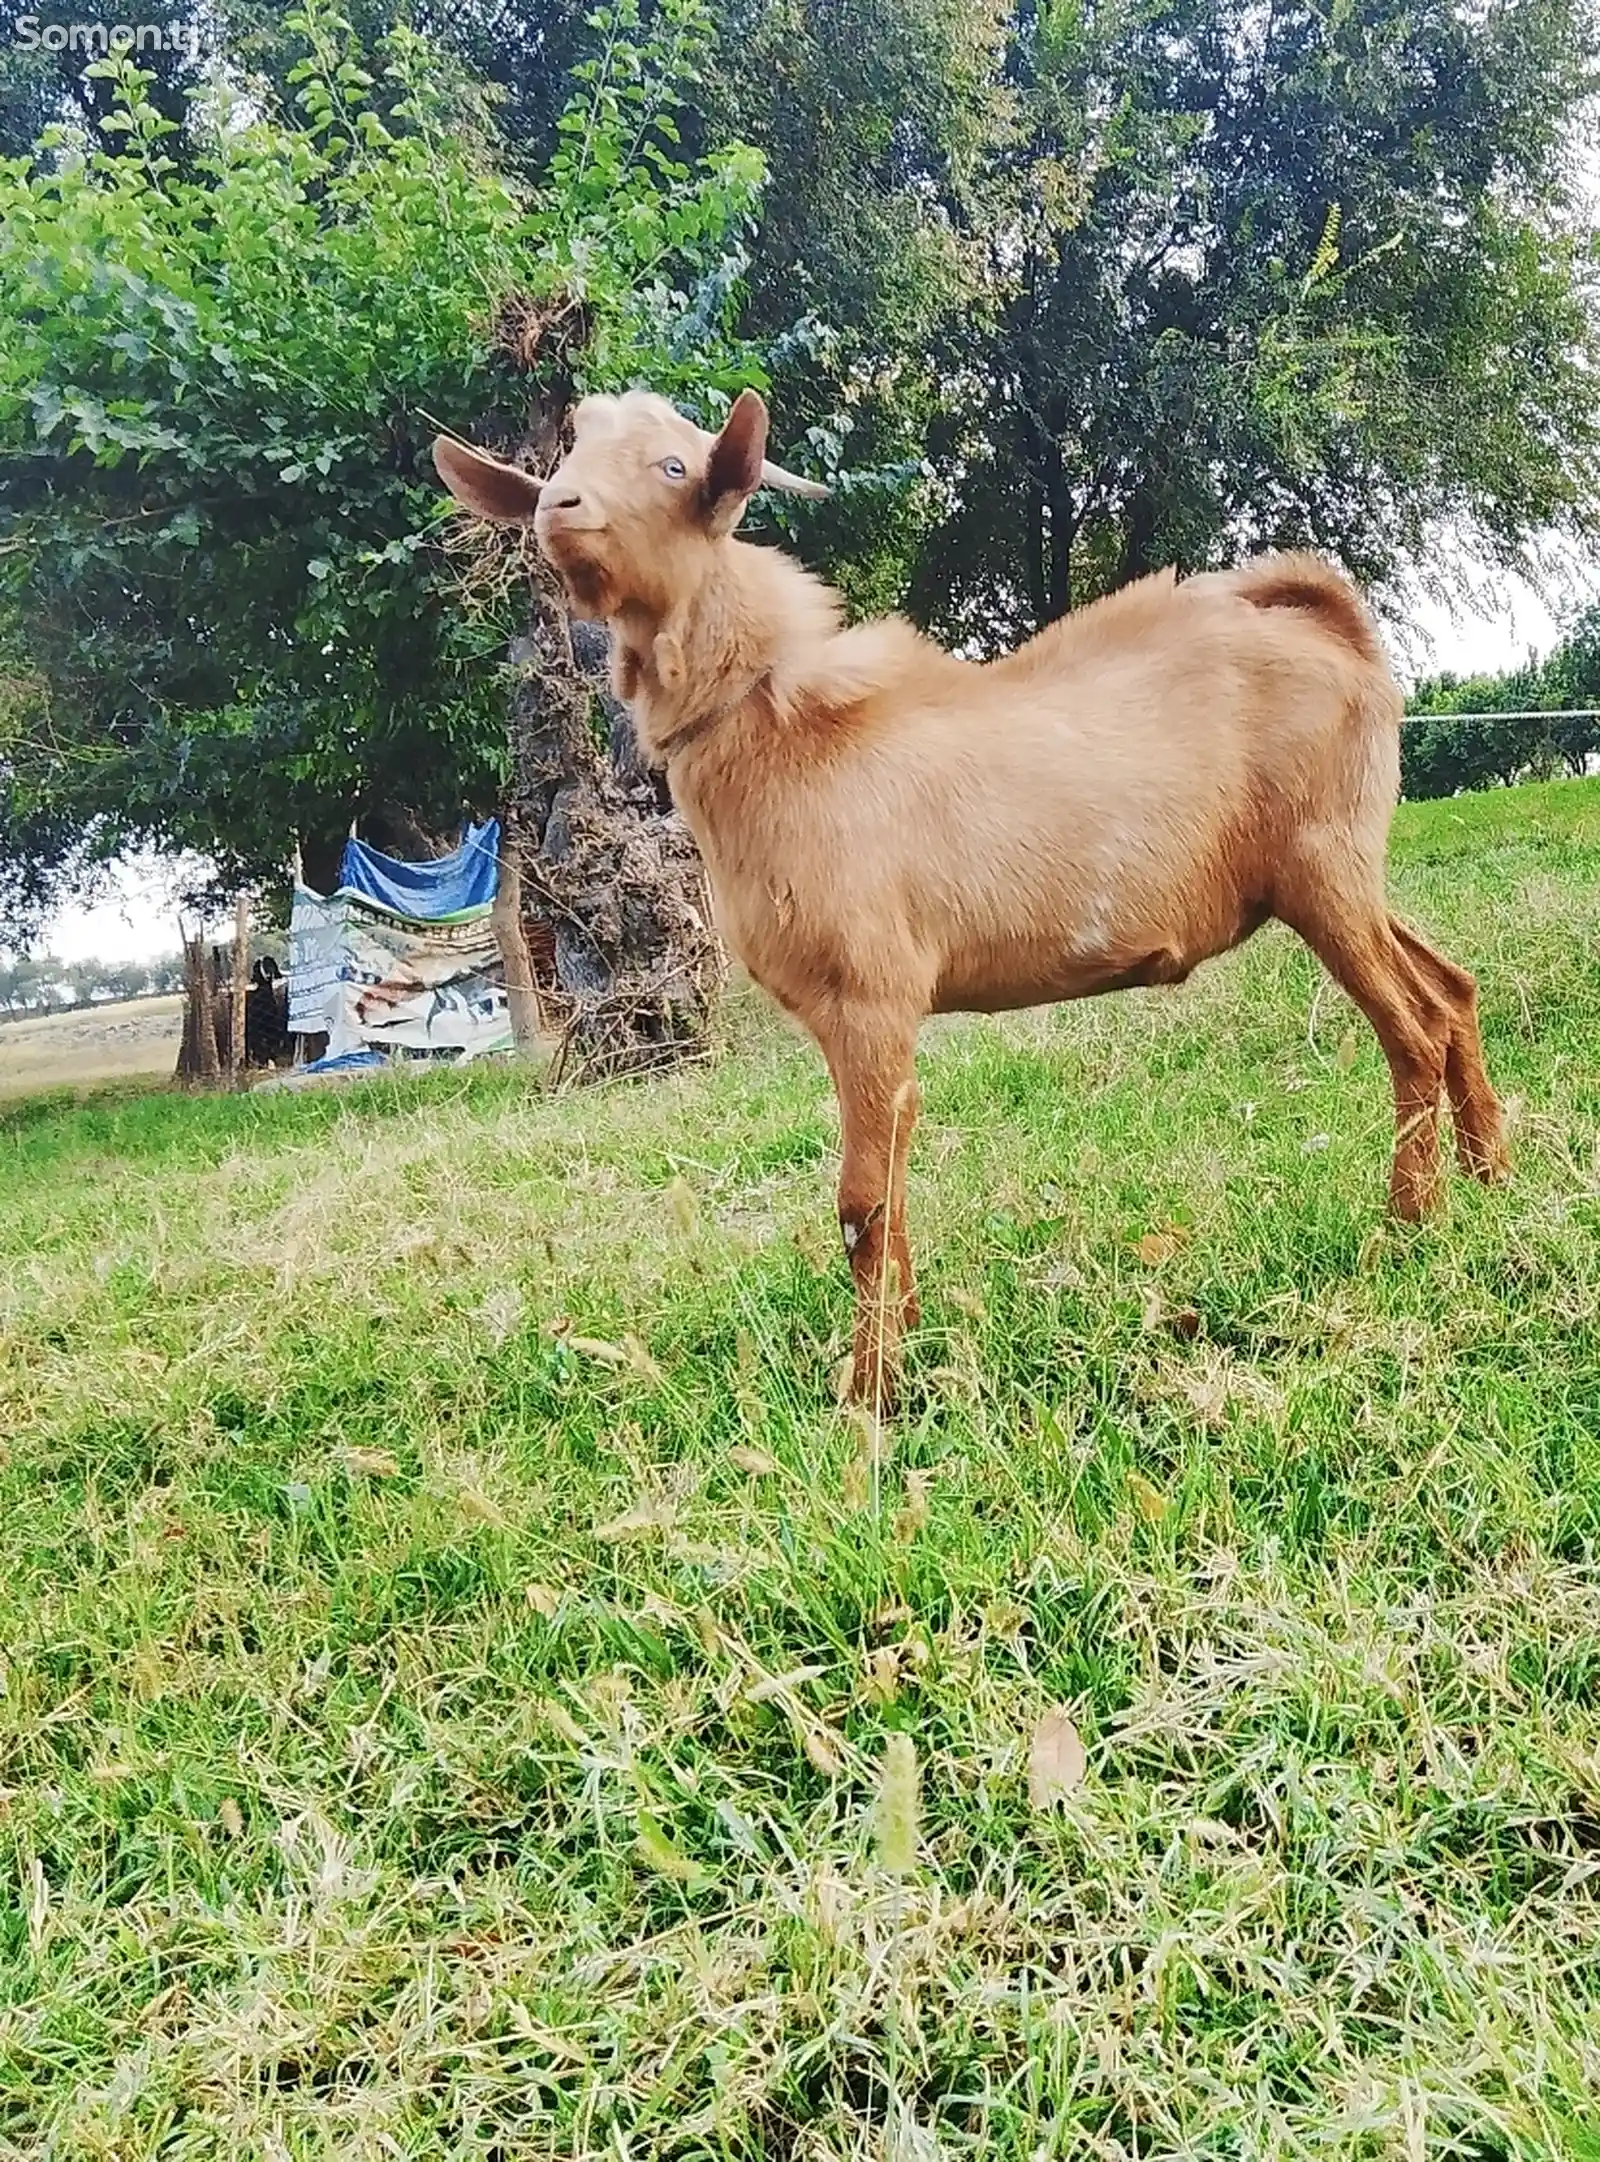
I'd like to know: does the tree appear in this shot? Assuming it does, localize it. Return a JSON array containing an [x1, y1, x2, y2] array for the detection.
[[0, 0, 772, 1058], [890, 0, 1600, 646], [1404, 601, 1600, 795], [0, 9, 535, 922]]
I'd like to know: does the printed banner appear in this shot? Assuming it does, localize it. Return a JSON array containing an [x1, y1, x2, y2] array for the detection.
[[286, 888, 350, 1039], [286, 889, 511, 1060]]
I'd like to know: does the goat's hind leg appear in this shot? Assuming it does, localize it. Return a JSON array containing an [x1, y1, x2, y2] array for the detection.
[[1278, 881, 1449, 1219], [1388, 918, 1508, 1183]]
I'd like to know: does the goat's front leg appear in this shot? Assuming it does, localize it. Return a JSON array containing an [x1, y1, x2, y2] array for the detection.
[[814, 1006, 922, 1411]]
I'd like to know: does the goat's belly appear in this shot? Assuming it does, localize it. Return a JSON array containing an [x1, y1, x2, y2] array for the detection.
[[932, 942, 1212, 1015]]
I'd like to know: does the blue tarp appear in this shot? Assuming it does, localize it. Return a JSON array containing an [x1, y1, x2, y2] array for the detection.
[[298, 1046, 386, 1075], [336, 819, 500, 919]]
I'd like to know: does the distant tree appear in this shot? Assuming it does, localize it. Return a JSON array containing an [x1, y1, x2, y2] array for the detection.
[[902, 0, 1600, 646], [1404, 599, 1600, 795], [0, 954, 62, 1014]]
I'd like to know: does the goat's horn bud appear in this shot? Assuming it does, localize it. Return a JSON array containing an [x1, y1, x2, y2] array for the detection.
[[759, 458, 830, 499]]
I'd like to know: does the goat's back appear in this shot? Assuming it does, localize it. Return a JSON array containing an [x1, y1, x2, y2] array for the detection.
[[677, 553, 1402, 1020]]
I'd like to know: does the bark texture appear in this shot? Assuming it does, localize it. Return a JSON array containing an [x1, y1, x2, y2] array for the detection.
[[505, 584, 722, 1083]]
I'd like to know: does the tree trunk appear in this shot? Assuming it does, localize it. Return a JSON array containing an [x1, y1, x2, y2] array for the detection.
[[1118, 484, 1160, 587], [504, 576, 723, 1083], [176, 928, 222, 1085]]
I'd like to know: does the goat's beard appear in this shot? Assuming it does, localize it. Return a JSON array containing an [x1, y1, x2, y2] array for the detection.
[[538, 538, 610, 620]]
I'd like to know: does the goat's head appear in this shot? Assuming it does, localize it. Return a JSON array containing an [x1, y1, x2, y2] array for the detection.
[[431, 389, 826, 621]]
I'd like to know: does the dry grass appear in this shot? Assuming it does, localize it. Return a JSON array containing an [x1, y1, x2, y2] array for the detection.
[[0, 993, 182, 1099], [1, 783, 1598, 2159]]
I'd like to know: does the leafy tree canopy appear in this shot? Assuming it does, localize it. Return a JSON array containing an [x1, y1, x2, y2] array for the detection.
[[0, 0, 767, 934]]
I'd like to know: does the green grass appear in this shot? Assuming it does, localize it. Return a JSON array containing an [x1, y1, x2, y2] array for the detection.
[[3, 779, 1600, 2160]]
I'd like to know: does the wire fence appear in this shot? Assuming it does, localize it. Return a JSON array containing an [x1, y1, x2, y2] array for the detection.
[[1400, 707, 1600, 728]]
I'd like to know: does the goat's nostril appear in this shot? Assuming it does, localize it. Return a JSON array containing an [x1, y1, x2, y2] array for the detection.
[[549, 491, 582, 511]]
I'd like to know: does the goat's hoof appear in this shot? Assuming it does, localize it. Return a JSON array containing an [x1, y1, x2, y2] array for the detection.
[[1460, 1141, 1511, 1186], [1388, 1175, 1442, 1222]]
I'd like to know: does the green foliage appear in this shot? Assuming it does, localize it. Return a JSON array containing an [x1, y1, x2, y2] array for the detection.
[[0, 0, 764, 932], [798, 0, 1600, 645], [1405, 603, 1600, 796]]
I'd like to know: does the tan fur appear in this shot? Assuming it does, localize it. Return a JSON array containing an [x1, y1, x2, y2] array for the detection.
[[434, 393, 1509, 1409]]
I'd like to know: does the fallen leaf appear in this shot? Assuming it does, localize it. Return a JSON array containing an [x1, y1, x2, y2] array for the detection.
[[340, 1446, 399, 1479], [1301, 1132, 1331, 1155], [593, 1498, 673, 1543], [524, 1582, 561, 1618], [217, 1796, 244, 1838], [832, 1354, 856, 1406], [728, 1444, 778, 1476], [1334, 1028, 1359, 1072], [945, 1287, 987, 1321], [1132, 1223, 1192, 1266], [1128, 1470, 1169, 1524], [1027, 1706, 1088, 1809], [1170, 1306, 1202, 1339], [634, 1811, 710, 1890]]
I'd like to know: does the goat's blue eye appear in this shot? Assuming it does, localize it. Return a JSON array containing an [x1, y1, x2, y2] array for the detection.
[[659, 456, 686, 481]]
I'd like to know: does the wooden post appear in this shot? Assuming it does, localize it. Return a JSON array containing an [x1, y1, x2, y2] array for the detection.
[[230, 892, 251, 1082], [492, 818, 543, 1055], [177, 921, 221, 1086], [196, 934, 219, 1084]]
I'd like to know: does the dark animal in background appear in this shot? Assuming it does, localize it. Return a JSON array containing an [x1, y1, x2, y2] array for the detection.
[[243, 957, 291, 1067]]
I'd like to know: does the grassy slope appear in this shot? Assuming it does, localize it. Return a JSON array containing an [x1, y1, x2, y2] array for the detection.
[[1, 780, 1598, 2161]]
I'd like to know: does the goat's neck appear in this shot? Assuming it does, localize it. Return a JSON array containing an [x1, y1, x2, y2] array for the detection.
[[612, 540, 840, 765]]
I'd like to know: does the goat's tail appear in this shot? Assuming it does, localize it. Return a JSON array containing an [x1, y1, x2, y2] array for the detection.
[[1229, 552, 1384, 668]]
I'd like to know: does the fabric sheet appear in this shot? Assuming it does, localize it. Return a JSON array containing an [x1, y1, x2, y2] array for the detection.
[[336, 819, 500, 920], [285, 884, 510, 1062]]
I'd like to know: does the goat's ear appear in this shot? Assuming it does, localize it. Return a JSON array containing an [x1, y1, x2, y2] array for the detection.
[[432, 437, 544, 523], [703, 389, 768, 538]]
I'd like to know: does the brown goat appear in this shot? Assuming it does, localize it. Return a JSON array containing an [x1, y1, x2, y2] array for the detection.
[[434, 390, 1508, 1406]]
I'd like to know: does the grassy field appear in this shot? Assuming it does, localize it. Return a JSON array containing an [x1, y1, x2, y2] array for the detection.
[[2, 780, 1598, 2161], [0, 993, 182, 1100]]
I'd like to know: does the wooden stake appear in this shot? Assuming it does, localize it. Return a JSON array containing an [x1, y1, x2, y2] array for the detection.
[[197, 935, 220, 1084], [230, 891, 251, 1083], [491, 818, 543, 1055]]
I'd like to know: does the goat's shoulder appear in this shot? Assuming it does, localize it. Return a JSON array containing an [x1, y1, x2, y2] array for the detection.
[[790, 614, 957, 715]]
